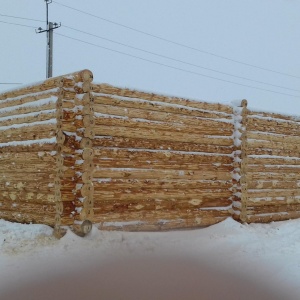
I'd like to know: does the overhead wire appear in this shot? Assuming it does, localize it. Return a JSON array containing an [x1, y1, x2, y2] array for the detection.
[[0, 20, 36, 29], [53, 0, 300, 79], [62, 25, 300, 93], [0, 13, 44, 23], [55, 32, 300, 98]]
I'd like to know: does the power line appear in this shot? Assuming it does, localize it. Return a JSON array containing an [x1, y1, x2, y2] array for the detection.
[[53, 0, 300, 80], [0, 13, 44, 23], [63, 25, 300, 93], [0, 20, 36, 28], [55, 32, 300, 98]]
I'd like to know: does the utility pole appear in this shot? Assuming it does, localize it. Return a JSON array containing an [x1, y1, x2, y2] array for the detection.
[[36, 0, 61, 78]]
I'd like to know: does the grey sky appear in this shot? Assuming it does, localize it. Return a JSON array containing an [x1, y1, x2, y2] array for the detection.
[[1, 0, 299, 114]]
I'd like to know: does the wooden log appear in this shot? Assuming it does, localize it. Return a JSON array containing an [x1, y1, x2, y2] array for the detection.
[[0, 180, 55, 191], [0, 111, 56, 127], [93, 148, 233, 164], [0, 190, 56, 203], [0, 123, 56, 143], [94, 160, 233, 172], [0, 202, 57, 214], [246, 172, 300, 181], [94, 125, 233, 146], [247, 165, 300, 172], [247, 156, 300, 166], [93, 95, 232, 120], [248, 110, 300, 123], [247, 189, 300, 198], [247, 147, 300, 158], [0, 91, 59, 109], [247, 131, 300, 144], [0, 151, 56, 162], [0, 102, 56, 118], [247, 197, 300, 206], [0, 142, 56, 153], [0, 162, 56, 173], [94, 103, 233, 133], [94, 115, 232, 136], [91, 84, 233, 114], [247, 204, 300, 214], [92, 188, 231, 201], [248, 180, 300, 190], [92, 179, 232, 190], [93, 136, 233, 154], [93, 168, 232, 181], [247, 211, 300, 223], [248, 139, 300, 151], [247, 118, 300, 136], [0, 170, 75, 181]]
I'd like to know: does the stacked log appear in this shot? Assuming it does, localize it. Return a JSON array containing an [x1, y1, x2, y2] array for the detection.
[[90, 83, 234, 230], [0, 70, 93, 232], [241, 109, 300, 222]]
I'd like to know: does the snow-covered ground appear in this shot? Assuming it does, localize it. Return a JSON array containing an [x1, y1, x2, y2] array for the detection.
[[1, 217, 300, 299]]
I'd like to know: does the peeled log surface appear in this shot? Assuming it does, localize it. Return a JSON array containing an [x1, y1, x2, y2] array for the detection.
[[0, 201, 56, 214], [0, 172, 56, 182], [94, 115, 232, 137], [248, 180, 300, 190], [93, 136, 233, 154], [0, 142, 56, 153], [93, 179, 232, 190], [0, 190, 56, 203], [247, 131, 300, 144], [93, 168, 232, 181], [0, 162, 56, 173], [94, 148, 232, 164], [248, 156, 300, 166], [91, 84, 233, 114], [90, 209, 230, 225], [248, 110, 300, 122], [0, 91, 59, 110], [248, 189, 300, 198], [94, 103, 233, 130], [0, 151, 56, 162], [95, 161, 233, 172], [247, 204, 300, 214], [0, 123, 56, 143], [247, 172, 300, 181], [248, 139, 300, 151], [247, 119, 299, 136], [92, 188, 231, 202], [247, 211, 300, 223], [95, 125, 232, 146], [247, 147, 300, 158], [247, 165, 300, 172], [0, 101, 56, 118], [247, 197, 300, 207], [0, 111, 56, 127], [93, 96, 232, 120]]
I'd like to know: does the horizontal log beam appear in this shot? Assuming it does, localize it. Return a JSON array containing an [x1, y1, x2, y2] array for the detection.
[[91, 84, 233, 114], [247, 180, 300, 190], [93, 136, 233, 154]]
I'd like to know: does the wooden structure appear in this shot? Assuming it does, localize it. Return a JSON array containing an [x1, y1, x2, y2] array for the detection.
[[0, 69, 300, 233]]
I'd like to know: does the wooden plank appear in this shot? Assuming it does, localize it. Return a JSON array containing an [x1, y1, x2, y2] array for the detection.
[[93, 95, 232, 120], [93, 136, 233, 154], [93, 168, 232, 181], [94, 115, 233, 136], [91, 84, 233, 114], [94, 148, 233, 164], [94, 125, 233, 146], [93, 179, 231, 190]]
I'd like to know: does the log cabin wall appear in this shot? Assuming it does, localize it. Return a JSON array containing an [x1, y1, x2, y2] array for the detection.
[[89, 83, 235, 230], [238, 107, 300, 223], [0, 70, 93, 234]]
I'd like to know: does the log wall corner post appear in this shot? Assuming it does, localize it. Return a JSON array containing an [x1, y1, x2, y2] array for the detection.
[[53, 69, 94, 238], [232, 99, 248, 223]]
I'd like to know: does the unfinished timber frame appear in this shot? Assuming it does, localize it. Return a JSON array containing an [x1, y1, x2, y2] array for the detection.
[[0, 69, 299, 233]]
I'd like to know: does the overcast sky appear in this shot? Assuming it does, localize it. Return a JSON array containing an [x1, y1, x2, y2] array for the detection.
[[1, 0, 300, 114]]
